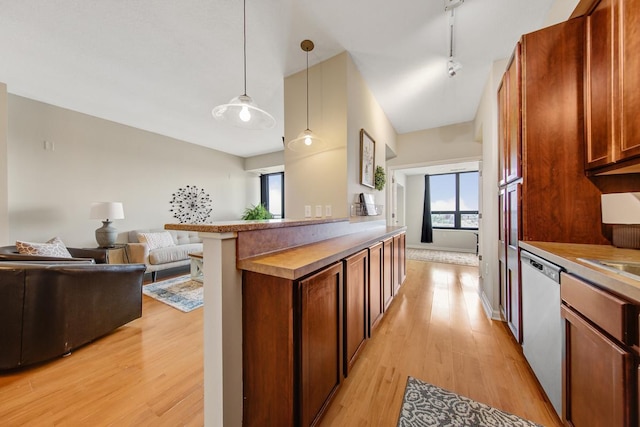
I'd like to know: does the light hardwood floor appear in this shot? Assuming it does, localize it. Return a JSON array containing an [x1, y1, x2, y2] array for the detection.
[[0, 261, 562, 426]]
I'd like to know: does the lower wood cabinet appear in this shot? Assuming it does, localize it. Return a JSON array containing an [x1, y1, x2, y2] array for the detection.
[[561, 273, 637, 426], [344, 249, 368, 376], [393, 232, 406, 295], [382, 237, 393, 311], [368, 242, 384, 334], [242, 262, 343, 427]]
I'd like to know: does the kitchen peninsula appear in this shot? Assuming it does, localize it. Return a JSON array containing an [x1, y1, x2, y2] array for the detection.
[[166, 218, 406, 427]]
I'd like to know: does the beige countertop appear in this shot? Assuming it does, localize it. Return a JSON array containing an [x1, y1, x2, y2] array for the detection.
[[237, 226, 405, 280], [519, 241, 640, 303]]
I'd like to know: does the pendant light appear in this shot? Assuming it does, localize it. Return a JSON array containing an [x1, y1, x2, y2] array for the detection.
[[288, 40, 325, 152], [212, 0, 275, 129]]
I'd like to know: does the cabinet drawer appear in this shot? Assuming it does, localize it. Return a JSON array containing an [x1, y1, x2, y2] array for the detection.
[[561, 273, 633, 344]]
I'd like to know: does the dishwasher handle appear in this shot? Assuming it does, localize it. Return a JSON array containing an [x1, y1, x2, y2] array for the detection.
[[521, 250, 563, 283]]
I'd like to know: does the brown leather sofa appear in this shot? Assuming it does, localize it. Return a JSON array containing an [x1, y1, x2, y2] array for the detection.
[[0, 262, 146, 370], [0, 245, 108, 264]]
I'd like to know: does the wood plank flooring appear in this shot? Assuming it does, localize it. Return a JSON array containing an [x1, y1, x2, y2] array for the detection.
[[0, 261, 562, 426]]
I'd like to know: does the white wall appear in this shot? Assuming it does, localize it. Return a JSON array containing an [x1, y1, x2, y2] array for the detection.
[[284, 53, 349, 219], [404, 174, 477, 253], [5, 94, 252, 248], [0, 83, 7, 244], [284, 52, 396, 220]]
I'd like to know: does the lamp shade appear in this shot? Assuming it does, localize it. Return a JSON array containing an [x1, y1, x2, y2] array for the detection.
[[212, 94, 275, 130], [90, 202, 125, 220], [287, 129, 325, 152]]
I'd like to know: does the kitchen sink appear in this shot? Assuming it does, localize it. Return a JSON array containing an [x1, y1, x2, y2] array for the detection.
[[578, 258, 640, 280]]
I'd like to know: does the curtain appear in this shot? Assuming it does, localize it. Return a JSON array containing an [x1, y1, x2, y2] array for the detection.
[[421, 175, 433, 243]]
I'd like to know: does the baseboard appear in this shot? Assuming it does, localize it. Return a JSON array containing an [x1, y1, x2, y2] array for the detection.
[[480, 288, 501, 320]]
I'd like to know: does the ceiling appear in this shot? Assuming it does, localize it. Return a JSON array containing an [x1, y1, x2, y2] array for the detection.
[[0, 0, 570, 158]]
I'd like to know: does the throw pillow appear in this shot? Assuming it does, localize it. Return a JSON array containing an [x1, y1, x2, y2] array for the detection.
[[16, 236, 73, 258], [137, 231, 175, 251]]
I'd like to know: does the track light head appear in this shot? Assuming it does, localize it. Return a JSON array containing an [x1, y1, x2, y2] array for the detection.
[[447, 59, 462, 77]]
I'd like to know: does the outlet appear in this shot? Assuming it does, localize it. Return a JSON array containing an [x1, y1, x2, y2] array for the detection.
[[325, 205, 332, 217], [304, 205, 312, 218], [315, 205, 323, 218]]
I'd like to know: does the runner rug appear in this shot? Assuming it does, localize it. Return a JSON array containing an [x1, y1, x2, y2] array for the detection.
[[142, 275, 203, 312], [397, 377, 541, 427], [406, 249, 479, 267]]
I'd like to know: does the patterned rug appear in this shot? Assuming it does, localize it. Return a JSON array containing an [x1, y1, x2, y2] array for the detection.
[[142, 275, 203, 312], [406, 249, 479, 267], [397, 377, 541, 427]]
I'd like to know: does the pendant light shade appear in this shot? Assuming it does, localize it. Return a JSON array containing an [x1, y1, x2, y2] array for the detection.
[[288, 40, 325, 152], [212, 0, 275, 130]]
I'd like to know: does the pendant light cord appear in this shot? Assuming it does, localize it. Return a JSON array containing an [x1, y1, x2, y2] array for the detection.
[[306, 49, 309, 130], [243, 0, 247, 96]]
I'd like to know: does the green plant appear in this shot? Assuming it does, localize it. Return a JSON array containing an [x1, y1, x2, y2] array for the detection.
[[374, 165, 386, 191], [241, 203, 274, 220]]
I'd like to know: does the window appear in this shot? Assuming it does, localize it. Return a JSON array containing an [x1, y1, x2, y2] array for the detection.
[[430, 171, 478, 229], [260, 172, 284, 219]]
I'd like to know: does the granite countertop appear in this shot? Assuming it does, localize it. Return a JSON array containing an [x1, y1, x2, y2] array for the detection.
[[519, 241, 640, 303]]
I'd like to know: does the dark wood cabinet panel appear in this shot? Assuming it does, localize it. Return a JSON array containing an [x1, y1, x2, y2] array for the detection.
[[243, 271, 296, 426], [562, 305, 634, 426], [505, 182, 521, 343], [299, 262, 344, 426], [392, 233, 405, 296], [343, 250, 368, 377], [506, 45, 522, 184], [498, 78, 508, 187], [382, 237, 393, 311], [368, 242, 384, 334], [586, 0, 640, 172]]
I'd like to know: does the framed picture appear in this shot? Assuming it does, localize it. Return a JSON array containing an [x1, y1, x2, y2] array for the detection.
[[360, 129, 375, 188]]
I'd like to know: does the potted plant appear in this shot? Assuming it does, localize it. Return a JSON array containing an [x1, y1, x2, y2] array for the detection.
[[241, 203, 274, 220], [374, 166, 386, 191]]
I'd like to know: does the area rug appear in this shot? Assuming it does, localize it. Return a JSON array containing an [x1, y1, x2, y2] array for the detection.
[[406, 249, 479, 267], [397, 377, 540, 427], [142, 275, 203, 312]]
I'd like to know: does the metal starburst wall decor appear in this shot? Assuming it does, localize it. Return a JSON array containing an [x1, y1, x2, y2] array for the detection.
[[169, 185, 212, 224]]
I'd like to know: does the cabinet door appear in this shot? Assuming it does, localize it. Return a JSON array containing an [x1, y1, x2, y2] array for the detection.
[[562, 305, 634, 426], [368, 242, 384, 334], [397, 232, 406, 286], [585, 0, 616, 169], [498, 77, 508, 187], [619, 0, 640, 161], [382, 237, 393, 310], [299, 262, 343, 427], [506, 182, 521, 343], [586, 0, 640, 170], [505, 44, 522, 183], [498, 188, 508, 320], [393, 234, 401, 295], [343, 249, 368, 376]]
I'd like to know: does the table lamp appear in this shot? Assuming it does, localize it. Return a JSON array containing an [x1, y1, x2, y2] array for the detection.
[[90, 202, 125, 248], [601, 193, 640, 249]]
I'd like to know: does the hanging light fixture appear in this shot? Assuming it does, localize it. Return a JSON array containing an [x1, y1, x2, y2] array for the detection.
[[446, 0, 463, 77], [212, 0, 275, 129], [287, 40, 325, 152]]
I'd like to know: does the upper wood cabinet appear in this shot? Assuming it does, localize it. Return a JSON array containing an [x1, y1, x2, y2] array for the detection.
[[585, 0, 640, 173], [497, 45, 522, 186]]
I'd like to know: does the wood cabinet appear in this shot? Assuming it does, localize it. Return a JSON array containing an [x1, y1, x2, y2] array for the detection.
[[497, 17, 609, 341], [343, 250, 368, 376], [382, 237, 393, 311], [242, 262, 343, 427], [368, 242, 384, 334], [299, 263, 344, 426], [561, 273, 636, 426], [585, 0, 640, 173], [392, 232, 406, 295]]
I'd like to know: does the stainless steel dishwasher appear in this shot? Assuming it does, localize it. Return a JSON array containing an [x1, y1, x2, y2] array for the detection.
[[520, 250, 563, 418]]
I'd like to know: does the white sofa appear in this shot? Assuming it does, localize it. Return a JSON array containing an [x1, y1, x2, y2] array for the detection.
[[126, 229, 202, 281]]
